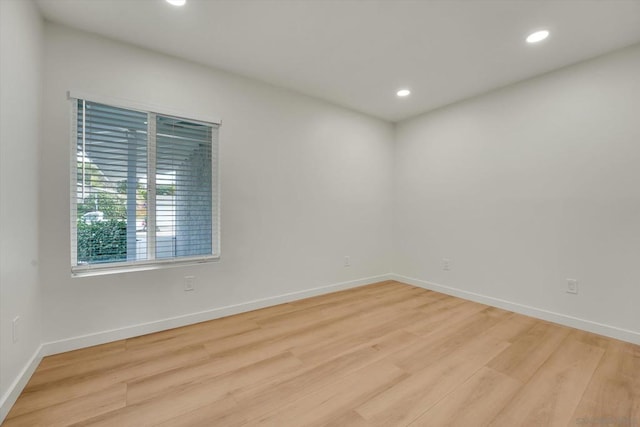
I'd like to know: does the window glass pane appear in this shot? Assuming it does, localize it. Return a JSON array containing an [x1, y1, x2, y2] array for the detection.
[[155, 115, 213, 259], [72, 97, 219, 273], [76, 100, 148, 265]]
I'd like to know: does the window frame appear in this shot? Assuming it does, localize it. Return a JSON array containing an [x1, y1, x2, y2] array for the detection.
[[69, 91, 221, 277]]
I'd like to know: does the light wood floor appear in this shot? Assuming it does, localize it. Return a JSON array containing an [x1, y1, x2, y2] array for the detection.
[[4, 281, 639, 426]]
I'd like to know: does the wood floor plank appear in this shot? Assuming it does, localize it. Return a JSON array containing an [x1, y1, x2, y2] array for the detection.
[[569, 329, 614, 351], [489, 336, 605, 426], [124, 317, 260, 352], [4, 383, 126, 427], [201, 288, 425, 369], [261, 284, 429, 332], [391, 307, 510, 373], [250, 359, 407, 426], [404, 298, 480, 336], [126, 351, 302, 405], [487, 321, 571, 383], [409, 367, 522, 427], [5, 280, 637, 427], [36, 341, 127, 372], [570, 341, 640, 427], [24, 343, 209, 392], [72, 390, 237, 427], [230, 329, 421, 422], [10, 344, 209, 417], [290, 309, 423, 365], [154, 396, 246, 427], [200, 287, 420, 357], [231, 345, 381, 413], [322, 410, 370, 427], [481, 313, 538, 343], [356, 336, 511, 426]]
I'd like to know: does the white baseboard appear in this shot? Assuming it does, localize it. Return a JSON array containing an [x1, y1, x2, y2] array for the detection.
[[0, 344, 43, 424], [41, 274, 393, 357], [391, 273, 640, 345]]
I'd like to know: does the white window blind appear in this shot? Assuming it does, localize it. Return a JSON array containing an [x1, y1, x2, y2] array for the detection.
[[155, 115, 216, 259], [71, 98, 220, 275]]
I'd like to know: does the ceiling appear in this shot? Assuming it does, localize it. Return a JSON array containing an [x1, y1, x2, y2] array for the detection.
[[37, 0, 640, 122]]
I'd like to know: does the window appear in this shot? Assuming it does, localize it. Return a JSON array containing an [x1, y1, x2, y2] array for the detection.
[[70, 96, 220, 275]]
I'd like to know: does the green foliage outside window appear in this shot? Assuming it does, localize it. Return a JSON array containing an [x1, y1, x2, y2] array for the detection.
[[76, 190, 128, 264], [77, 220, 127, 263]]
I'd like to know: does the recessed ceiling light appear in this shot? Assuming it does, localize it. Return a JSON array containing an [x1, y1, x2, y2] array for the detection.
[[526, 30, 549, 44], [397, 89, 411, 97], [166, 0, 186, 6]]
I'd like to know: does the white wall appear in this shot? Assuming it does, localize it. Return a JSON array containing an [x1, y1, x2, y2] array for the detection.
[[393, 44, 640, 342], [0, 0, 43, 419], [41, 23, 394, 347]]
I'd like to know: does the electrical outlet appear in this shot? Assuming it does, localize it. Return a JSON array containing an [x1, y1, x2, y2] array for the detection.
[[184, 276, 195, 292], [12, 316, 19, 343], [566, 279, 578, 294], [344, 256, 351, 267], [442, 258, 451, 271]]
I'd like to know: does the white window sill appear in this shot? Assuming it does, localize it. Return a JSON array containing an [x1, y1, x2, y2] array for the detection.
[[71, 255, 220, 278]]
